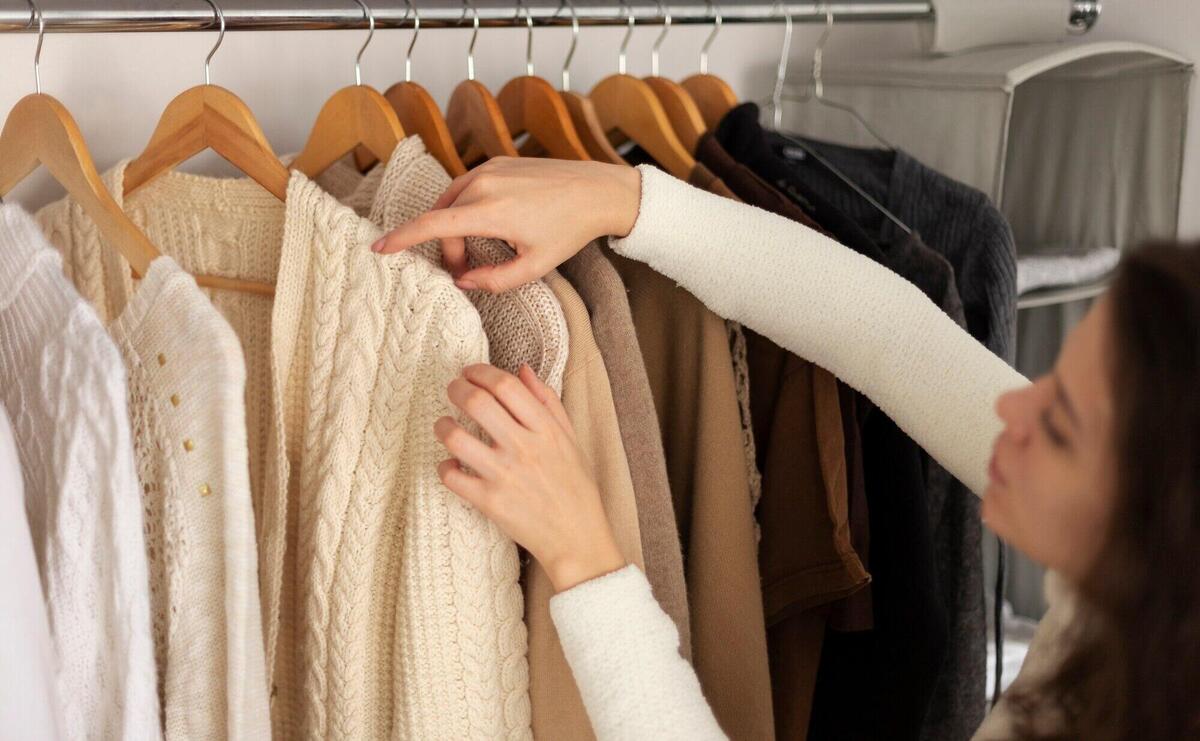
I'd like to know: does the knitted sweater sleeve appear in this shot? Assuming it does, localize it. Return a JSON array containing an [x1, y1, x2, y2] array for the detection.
[[609, 165, 1028, 496], [549, 566, 726, 741]]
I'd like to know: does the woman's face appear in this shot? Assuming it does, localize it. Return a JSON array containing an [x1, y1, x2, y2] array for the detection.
[[984, 300, 1118, 582]]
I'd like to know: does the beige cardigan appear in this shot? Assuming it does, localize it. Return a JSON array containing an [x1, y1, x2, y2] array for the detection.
[[39, 163, 530, 740]]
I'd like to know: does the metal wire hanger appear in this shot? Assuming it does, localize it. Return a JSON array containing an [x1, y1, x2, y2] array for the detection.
[[766, 2, 911, 236]]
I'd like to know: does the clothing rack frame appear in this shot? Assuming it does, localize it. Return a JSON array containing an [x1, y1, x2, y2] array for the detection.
[[0, 1, 1100, 33]]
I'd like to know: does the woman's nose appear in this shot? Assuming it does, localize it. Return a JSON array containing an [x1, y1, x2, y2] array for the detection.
[[996, 382, 1039, 444]]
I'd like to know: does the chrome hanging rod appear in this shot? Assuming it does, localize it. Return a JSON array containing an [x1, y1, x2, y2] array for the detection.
[[0, 1, 1099, 32]]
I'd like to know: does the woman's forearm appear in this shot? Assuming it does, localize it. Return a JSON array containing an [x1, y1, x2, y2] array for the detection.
[[610, 165, 1027, 496]]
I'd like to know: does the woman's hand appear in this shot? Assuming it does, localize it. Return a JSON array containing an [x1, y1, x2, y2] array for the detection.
[[371, 157, 641, 294], [436, 363, 627, 592]]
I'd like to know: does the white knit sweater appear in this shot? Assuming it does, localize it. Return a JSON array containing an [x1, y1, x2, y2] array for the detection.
[[0, 204, 160, 740], [316, 140, 569, 394], [37, 164, 531, 740], [550, 165, 1073, 740], [27, 197, 271, 739], [0, 403, 61, 740]]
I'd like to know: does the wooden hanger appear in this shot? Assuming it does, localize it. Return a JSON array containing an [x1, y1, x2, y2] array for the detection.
[[590, 75, 695, 179], [123, 3, 289, 201], [680, 4, 737, 130], [291, 86, 404, 178], [1, 5, 271, 296], [0, 94, 161, 280], [371, 4, 467, 177], [516, 1, 625, 165], [446, 3, 518, 167], [496, 4, 590, 161], [498, 76, 590, 161], [681, 75, 737, 130], [643, 78, 706, 153], [556, 91, 626, 164], [588, 7, 695, 179], [642, 6, 707, 153], [382, 83, 467, 177]]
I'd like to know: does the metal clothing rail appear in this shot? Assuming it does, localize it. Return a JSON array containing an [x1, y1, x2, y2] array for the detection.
[[0, 0, 1100, 32]]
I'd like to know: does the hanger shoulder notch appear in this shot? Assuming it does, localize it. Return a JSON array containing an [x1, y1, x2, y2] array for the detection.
[[644, 76, 706, 153], [497, 76, 590, 161], [681, 74, 738, 130], [590, 74, 695, 179]]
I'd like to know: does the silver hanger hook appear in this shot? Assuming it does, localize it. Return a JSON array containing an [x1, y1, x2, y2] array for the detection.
[[617, 0, 634, 75], [403, 0, 419, 83], [353, 0, 375, 86], [650, 0, 671, 77], [558, 0, 580, 91], [459, 0, 480, 81], [517, 0, 534, 76], [201, 0, 225, 85], [699, 0, 722, 75], [770, 0, 793, 129], [25, 0, 43, 94], [811, 2, 833, 100]]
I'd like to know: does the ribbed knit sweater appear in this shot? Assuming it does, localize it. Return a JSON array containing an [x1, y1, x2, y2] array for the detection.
[[549, 166, 1074, 740], [0, 204, 160, 741], [37, 164, 530, 740]]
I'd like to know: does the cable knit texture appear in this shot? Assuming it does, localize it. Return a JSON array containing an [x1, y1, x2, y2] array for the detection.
[[544, 165, 1072, 740], [36, 163, 530, 741], [0, 204, 161, 741], [316, 140, 569, 394], [549, 566, 725, 741]]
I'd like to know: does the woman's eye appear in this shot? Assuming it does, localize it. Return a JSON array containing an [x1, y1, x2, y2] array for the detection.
[[1040, 409, 1069, 449]]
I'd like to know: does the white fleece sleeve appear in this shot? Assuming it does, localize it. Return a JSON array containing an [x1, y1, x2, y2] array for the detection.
[[549, 565, 727, 741], [610, 165, 1028, 496]]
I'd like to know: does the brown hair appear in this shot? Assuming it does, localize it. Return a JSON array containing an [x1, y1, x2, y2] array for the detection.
[[1014, 242, 1200, 740]]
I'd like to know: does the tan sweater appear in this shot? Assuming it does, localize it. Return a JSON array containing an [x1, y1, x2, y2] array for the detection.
[[559, 244, 691, 656], [39, 163, 530, 740]]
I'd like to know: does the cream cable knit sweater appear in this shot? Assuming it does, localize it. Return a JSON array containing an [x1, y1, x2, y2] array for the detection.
[[550, 166, 1075, 740], [38, 164, 530, 740], [0, 204, 160, 741], [316, 140, 569, 394]]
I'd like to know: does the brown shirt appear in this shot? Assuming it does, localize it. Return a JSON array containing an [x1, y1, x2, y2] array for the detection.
[[697, 132, 870, 739], [607, 249, 776, 741]]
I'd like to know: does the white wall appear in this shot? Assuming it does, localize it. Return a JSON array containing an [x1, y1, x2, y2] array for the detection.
[[0, 4, 1194, 239]]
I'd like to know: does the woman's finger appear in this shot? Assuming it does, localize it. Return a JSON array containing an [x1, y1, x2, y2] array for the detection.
[[371, 205, 495, 255], [462, 364, 553, 432], [455, 254, 548, 293], [437, 459, 492, 512], [434, 416, 499, 477], [518, 364, 575, 440], [447, 376, 526, 444]]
